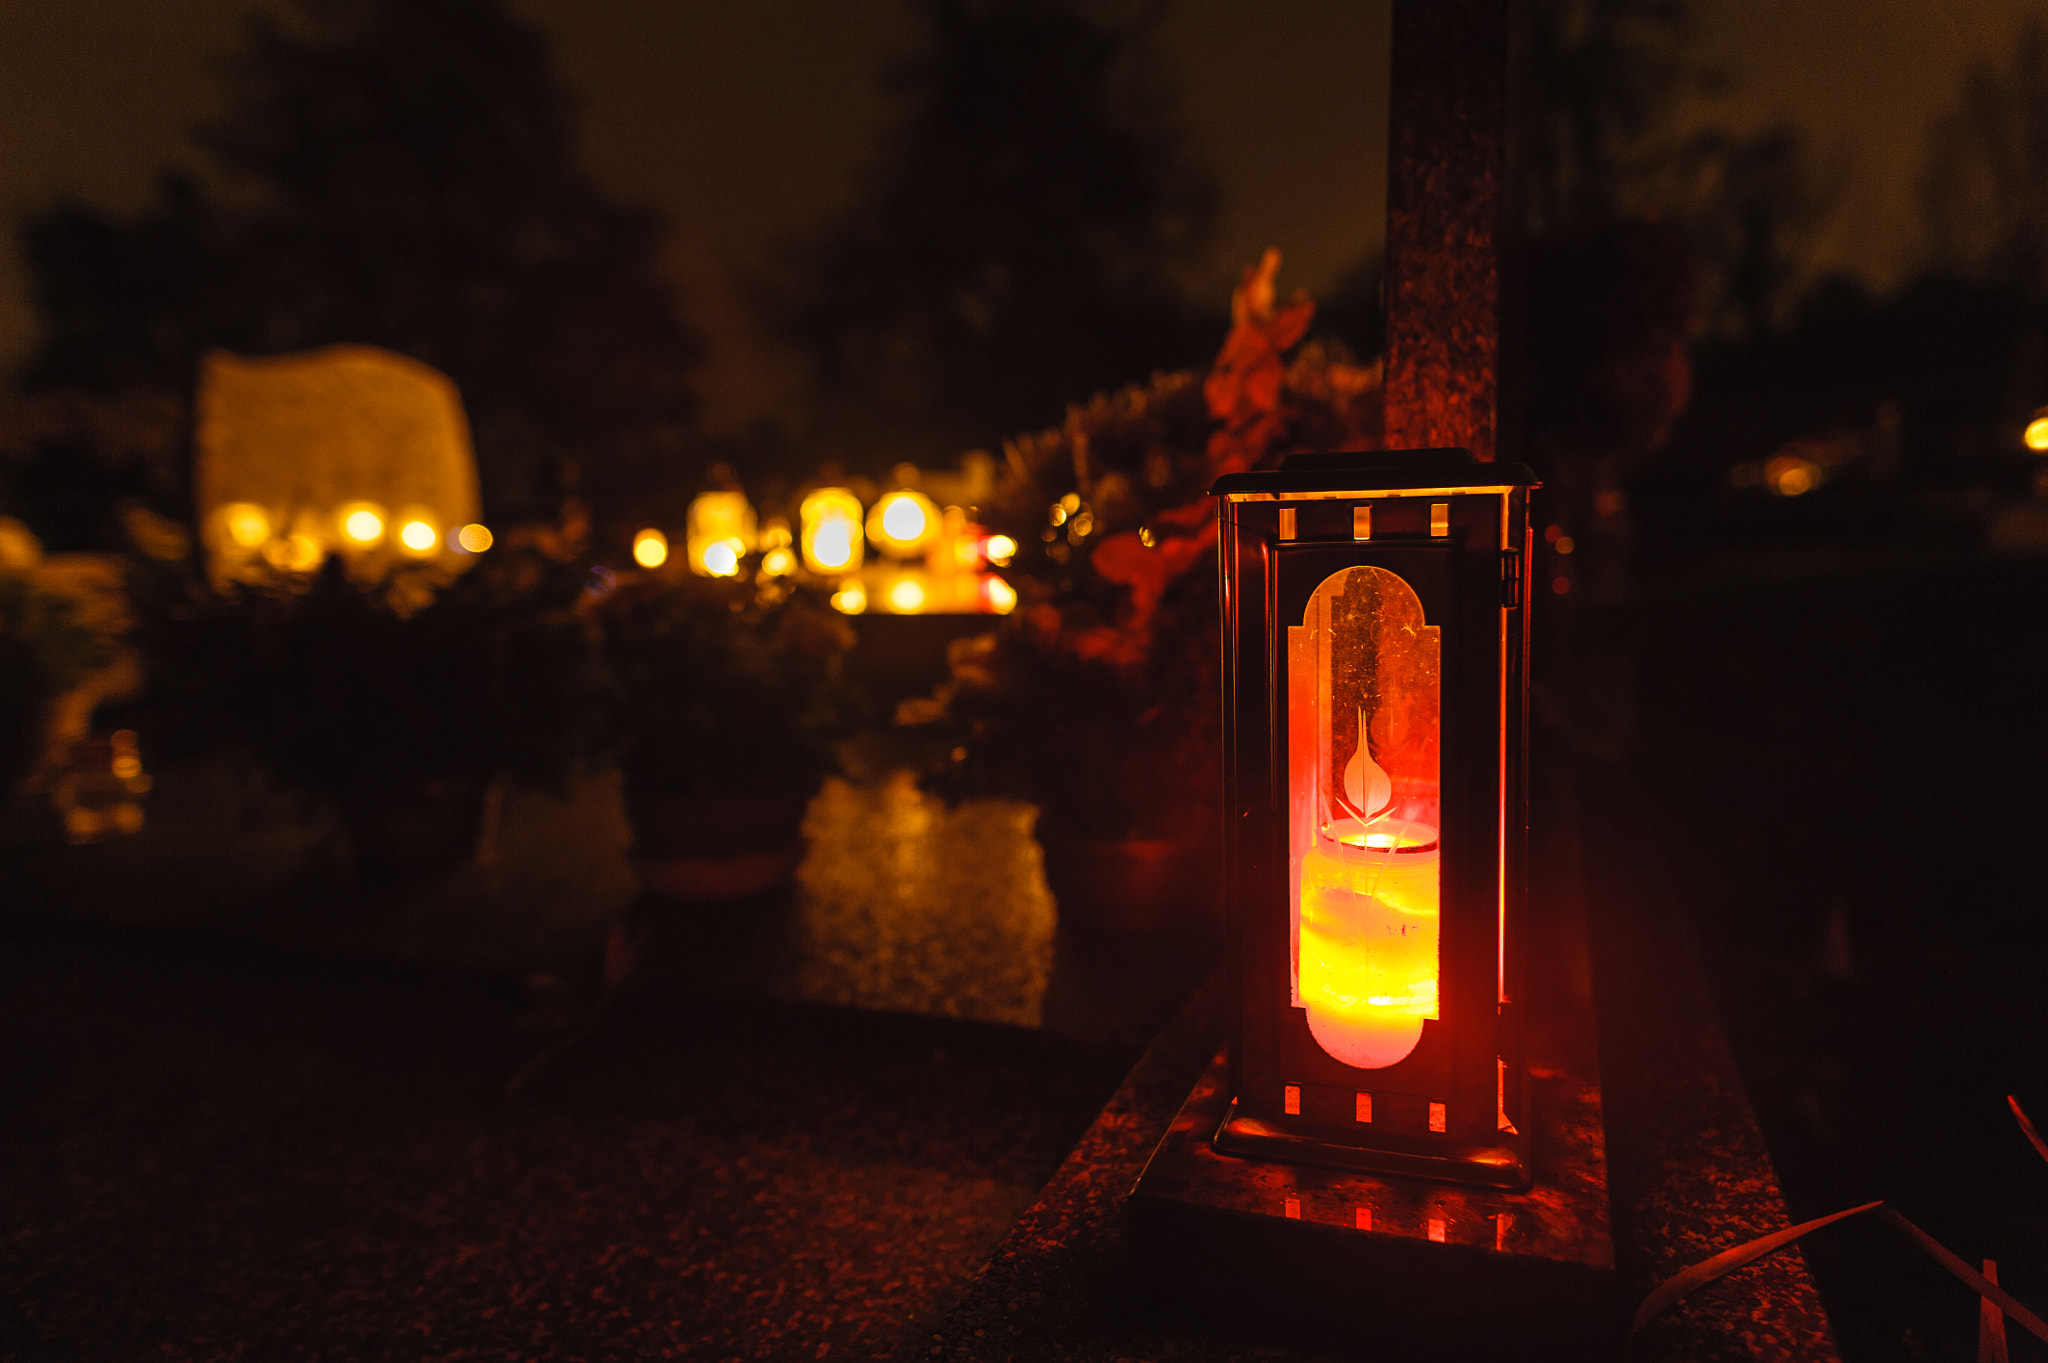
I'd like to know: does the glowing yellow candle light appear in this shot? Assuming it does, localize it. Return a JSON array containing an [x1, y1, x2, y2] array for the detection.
[[867, 488, 939, 558], [338, 502, 387, 546], [1288, 565, 1440, 1071], [983, 575, 1017, 613], [830, 583, 867, 614], [887, 576, 928, 612], [701, 538, 742, 577], [220, 503, 271, 550], [393, 505, 440, 556], [687, 491, 756, 577], [983, 534, 1017, 566], [632, 528, 669, 569], [801, 488, 864, 574]]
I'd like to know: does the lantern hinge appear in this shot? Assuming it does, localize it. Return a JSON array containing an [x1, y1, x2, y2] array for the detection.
[[1500, 550, 1522, 607]]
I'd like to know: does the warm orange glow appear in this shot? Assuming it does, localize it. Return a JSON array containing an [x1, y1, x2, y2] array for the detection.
[[221, 503, 271, 549], [688, 491, 757, 576], [398, 519, 438, 553], [1289, 565, 1441, 1071], [868, 489, 939, 557], [983, 575, 1017, 613], [632, 528, 669, 569], [339, 503, 386, 545], [2027, 418, 2048, 452], [984, 534, 1017, 566], [281, 533, 323, 571], [830, 583, 867, 614], [887, 577, 927, 613], [801, 488, 864, 574], [761, 546, 796, 577], [760, 516, 793, 550], [1766, 454, 1821, 497], [457, 523, 493, 553]]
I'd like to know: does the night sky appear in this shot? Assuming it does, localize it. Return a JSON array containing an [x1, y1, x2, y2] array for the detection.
[[0, 0, 2037, 433]]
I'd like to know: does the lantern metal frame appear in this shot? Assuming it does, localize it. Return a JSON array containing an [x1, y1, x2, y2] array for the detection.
[[1210, 448, 1537, 1189]]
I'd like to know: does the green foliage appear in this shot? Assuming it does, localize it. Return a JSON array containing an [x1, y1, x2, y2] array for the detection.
[[17, 0, 703, 525], [131, 547, 602, 802], [591, 576, 861, 800]]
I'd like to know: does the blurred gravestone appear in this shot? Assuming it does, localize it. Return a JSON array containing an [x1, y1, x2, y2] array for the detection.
[[194, 345, 482, 572]]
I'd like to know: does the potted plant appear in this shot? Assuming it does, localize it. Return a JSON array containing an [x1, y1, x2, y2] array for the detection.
[[591, 573, 859, 899], [132, 543, 602, 878], [902, 252, 1382, 929], [0, 561, 110, 806]]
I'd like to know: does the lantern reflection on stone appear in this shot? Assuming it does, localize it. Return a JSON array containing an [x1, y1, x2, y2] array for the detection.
[[1211, 448, 1536, 1188]]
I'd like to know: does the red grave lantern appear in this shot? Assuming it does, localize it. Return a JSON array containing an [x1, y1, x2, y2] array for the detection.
[[1211, 447, 1537, 1188]]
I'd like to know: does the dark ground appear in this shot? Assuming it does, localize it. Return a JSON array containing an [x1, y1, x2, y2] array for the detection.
[[0, 916, 1136, 1361], [11, 537, 2048, 1359], [1623, 543, 2048, 1362]]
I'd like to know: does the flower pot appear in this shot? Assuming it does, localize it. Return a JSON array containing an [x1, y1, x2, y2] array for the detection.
[[1036, 825, 1219, 933], [336, 775, 489, 878], [624, 786, 811, 900]]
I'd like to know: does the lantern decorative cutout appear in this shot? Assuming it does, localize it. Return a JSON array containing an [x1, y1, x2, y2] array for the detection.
[[1210, 448, 1536, 1189], [800, 488, 865, 576], [687, 492, 757, 577]]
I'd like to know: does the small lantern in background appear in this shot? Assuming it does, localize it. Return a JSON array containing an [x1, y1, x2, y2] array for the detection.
[[868, 487, 940, 560], [687, 492, 756, 578], [1210, 448, 1537, 1188], [801, 488, 865, 575]]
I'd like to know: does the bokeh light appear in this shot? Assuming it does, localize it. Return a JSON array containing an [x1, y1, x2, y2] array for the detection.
[[456, 523, 493, 553], [830, 583, 867, 614], [888, 577, 927, 612], [867, 488, 939, 557], [399, 520, 438, 552], [632, 528, 669, 569], [702, 538, 742, 577], [221, 503, 270, 550], [339, 503, 387, 545], [983, 534, 1017, 566], [984, 576, 1017, 613]]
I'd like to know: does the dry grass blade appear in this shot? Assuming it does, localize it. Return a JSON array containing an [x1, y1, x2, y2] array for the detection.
[[2009, 1095, 2048, 1167], [1629, 1201, 1884, 1339], [1880, 1208, 2048, 1347], [1980, 1259, 2007, 1363]]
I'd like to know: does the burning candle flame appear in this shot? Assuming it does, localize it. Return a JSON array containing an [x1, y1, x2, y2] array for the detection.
[[1341, 707, 1393, 823]]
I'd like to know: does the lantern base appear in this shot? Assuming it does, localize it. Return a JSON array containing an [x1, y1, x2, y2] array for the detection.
[[1128, 1046, 1615, 1349], [1213, 1096, 1530, 1189]]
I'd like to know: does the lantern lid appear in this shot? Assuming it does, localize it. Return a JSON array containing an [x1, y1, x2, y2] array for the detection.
[[1209, 447, 1537, 499]]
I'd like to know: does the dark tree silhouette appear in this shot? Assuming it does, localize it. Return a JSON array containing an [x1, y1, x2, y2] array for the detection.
[[1518, 0, 1830, 341], [763, 0, 1218, 471], [1921, 16, 2048, 298], [17, 0, 703, 525]]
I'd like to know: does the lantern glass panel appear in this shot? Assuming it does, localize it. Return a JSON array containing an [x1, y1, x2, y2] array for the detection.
[[1289, 565, 1441, 1071]]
